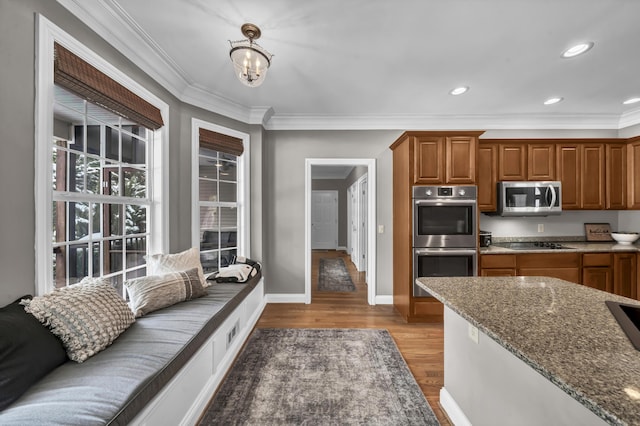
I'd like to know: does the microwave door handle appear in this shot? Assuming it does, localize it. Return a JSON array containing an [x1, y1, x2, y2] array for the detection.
[[547, 184, 556, 209]]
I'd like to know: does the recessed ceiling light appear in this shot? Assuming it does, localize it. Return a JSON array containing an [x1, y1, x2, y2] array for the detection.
[[561, 42, 594, 58], [623, 97, 640, 105], [449, 86, 469, 96], [544, 97, 563, 105]]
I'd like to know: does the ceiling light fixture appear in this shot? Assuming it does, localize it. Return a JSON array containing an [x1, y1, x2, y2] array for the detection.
[[450, 86, 469, 96], [623, 97, 640, 105], [561, 42, 594, 58], [544, 97, 563, 105], [229, 23, 273, 87]]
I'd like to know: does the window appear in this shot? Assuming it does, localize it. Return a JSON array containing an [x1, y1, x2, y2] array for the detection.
[[52, 86, 151, 295], [192, 120, 250, 273], [36, 17, 168, 297]]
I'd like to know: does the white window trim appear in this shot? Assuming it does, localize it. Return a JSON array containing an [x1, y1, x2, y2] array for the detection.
[[35, 14, 169, 295], [191, 119, 250, 258]]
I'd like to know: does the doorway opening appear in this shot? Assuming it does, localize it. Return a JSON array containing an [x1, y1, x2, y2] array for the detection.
[[305, 159, 376, 305]]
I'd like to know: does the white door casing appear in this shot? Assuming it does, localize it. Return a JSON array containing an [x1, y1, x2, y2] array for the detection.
[[359, 175, 368, 274], [311, 190, 338, 250], [305, 158, 377, 305]]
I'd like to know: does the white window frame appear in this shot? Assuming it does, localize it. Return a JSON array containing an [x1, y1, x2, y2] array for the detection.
[[35, 15, 169, 295], [191, 119, 250, 262]]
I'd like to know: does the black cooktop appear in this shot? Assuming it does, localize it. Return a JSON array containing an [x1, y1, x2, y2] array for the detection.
[[495, 241, 574, 250]]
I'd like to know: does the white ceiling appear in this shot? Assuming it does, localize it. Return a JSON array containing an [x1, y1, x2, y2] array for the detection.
[[58, 0, 640, 131]]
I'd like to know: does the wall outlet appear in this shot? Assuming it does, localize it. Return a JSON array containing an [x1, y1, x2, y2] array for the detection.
[[537, 224, 544, 233], [378, 225, 384, 234], [468, 323, 479, 344]]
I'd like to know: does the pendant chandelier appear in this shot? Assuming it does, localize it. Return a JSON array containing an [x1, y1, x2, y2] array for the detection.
[[229, 23, 273, 87]]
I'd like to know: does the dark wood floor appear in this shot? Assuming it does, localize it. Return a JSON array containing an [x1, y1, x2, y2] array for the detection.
[[256, 250, 451, 425]]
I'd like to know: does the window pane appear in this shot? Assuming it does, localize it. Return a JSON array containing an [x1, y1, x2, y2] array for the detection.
[[71, 125, 84, 152], [86, 125, 100, 155], [52, 201, 65, 243], [201, 229, 219, 251], [199, 179, 218, 202], [126, 237, 146, 268], [108, 204, 123, 236], [200, 251, 218, 274], [220, 207, 237, 229], [69, 243, 89, 283], [124, 168, 146, 198], [105, 126, 119, 161], [218, 160, 237, 181], [200, 206, 219, 231], [125, 204, 146, 234], [219, 181, 237, 202], [199, 146, 219, 158], [122, 131, 145, 164], [70, 153, 85, 192], [105, 239, 123, 274], [72, 202, 90, 241], [220, 249, 236, 267], [199, 160, 218, 179], [92, 242, 100, 277], [92, 203, 101, 235], [104, 164, 119, 196], [86, 157, 101, 194], [220, 230, 237, 249]]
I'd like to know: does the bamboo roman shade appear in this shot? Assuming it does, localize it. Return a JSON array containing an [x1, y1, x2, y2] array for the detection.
[[199, 128, 244, 156], [54, 42, 164, 130]]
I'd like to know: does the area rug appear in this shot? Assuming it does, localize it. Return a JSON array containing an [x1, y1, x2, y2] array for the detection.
[[318, 258, 356, 292], [199, 328, 440, 426]]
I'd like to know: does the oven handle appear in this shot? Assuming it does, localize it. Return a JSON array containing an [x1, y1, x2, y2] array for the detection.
[[414, 248, 477, 256], [414, 199, 477, 205]]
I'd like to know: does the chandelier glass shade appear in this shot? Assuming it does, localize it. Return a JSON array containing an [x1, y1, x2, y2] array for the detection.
[[229, 23, 272, 87]]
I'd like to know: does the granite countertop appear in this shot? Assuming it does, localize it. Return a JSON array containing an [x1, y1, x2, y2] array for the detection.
[[416, 276, 640, 425], [481, 241, 640, 255]]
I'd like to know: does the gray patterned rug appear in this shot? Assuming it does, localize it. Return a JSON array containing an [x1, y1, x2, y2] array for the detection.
[[199, 328, 440, 426], [318, 258, 356, 292]]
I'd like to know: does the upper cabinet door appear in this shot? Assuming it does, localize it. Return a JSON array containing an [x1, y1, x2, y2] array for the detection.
[[498, 144, 526, 181], [478, 143, 498, 211], [606, 144, 626, 209], [527, 143, 556, 180], [556, 144, 581, 209], [414, 136, 444, 184], [581, 144, 605, 209], [446, 136, 476, 184], [627, 139, 640, 209]]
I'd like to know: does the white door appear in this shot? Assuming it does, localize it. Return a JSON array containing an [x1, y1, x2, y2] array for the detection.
[[349, 182, 359, 264], [311, 190, 338, 250], [359, 176, 368, 273]]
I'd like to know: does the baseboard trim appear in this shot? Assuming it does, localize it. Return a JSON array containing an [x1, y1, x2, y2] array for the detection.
[[374, 295, 393, 305], [265, 293, 307, 303], [337, 246, 347, 251], [440, 387, 471, 426]]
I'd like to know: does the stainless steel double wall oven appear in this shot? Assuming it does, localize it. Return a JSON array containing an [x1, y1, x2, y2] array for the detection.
[[412, 185, 478, 297]]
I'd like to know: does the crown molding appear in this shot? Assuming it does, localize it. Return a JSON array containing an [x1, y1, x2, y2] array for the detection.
[[263, 113, 623, 131], [619, 107, 640, 129]]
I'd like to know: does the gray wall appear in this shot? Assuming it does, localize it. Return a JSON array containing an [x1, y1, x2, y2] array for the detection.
[[263, 130, 402, 295]]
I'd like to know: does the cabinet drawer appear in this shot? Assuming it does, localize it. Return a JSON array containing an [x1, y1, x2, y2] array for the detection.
[[480, 254, 516, 269], [412, 299, 444, 317], [517, 253, 580, 268], [582, 253, 611, 267]]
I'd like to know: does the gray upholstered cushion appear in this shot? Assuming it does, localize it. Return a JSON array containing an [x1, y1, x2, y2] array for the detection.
[[21, 278, 135, 363], [147, 247, 209, 288], [125, 267, 206, 317]]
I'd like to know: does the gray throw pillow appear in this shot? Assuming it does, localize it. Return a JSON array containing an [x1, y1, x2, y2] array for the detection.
[[22, 278, 135, 363], [124, 267, 206, 317], [146, 247, 209, 288]]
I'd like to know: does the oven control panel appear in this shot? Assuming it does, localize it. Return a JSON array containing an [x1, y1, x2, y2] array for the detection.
[[413, 185, 476, 200]]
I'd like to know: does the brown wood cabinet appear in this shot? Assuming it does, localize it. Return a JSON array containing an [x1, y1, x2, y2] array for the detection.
[[556, 143, 605, 209], [614, 252, 637, 299], [498, 143, 527, 181], [479, 254, 516, 276], [390, 130, 484, 323], [517, 253, 581, 283], [628, 137, 640, 209], [527, 143, 555, 180], [412, 133, 479, 184], [606, 144, 627, 209], [478, 143, 498, 211], [582, 253, 613, 293]]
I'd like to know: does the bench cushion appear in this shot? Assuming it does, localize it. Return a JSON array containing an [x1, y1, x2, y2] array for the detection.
[[0, 274, 260, 426]]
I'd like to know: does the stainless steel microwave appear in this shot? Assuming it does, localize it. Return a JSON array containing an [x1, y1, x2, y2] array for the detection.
[[497, 181, 562, 216]]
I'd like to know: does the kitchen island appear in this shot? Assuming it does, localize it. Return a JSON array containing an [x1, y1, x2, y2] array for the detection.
[[416, 276, 640, 425]]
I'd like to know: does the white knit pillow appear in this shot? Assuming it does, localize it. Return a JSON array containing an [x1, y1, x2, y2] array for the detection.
[[125, 268, 206, 317], [146, 247, 209, 288], [22, 277, 135, 363]]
